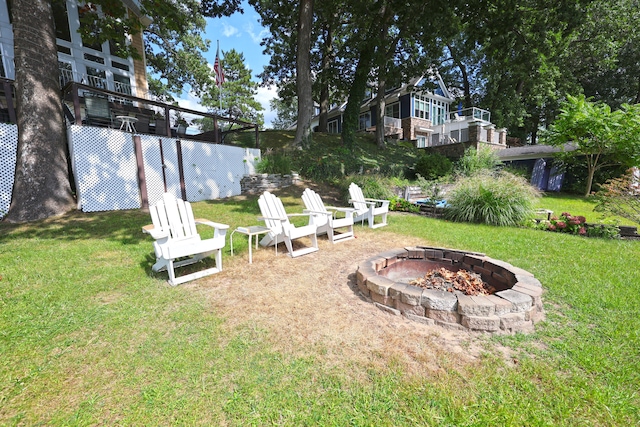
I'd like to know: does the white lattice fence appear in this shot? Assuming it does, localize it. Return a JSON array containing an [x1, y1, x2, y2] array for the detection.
[[68, 125, 141, 212], [139, 134, 182, 207], [181, 140, 260, 202], [0, 123, 18, 216], [140, 136, 260, 206]]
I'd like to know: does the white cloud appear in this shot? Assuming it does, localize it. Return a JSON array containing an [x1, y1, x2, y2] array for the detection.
[[221, 22, 239, 38], [255, 85, 278, 128], [244, 22, 269, 44]]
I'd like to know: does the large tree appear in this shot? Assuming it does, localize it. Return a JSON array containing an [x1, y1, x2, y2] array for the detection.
[[5, 0, 76, 223], [5, 0, 242, 222], [542, 94, 640, 196]]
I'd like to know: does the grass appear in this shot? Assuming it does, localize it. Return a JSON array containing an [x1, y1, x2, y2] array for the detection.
[[1, 188, 639, 425], [536, 192, 640, 226]]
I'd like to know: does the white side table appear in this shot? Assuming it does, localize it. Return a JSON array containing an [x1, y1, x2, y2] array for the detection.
[[117, 116, 138, 132], [230, 226, 271, 264]]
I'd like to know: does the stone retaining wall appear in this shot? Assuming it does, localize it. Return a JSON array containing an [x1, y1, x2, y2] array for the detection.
[[240, 173, 300, 194], [356, 246, 545, 334]]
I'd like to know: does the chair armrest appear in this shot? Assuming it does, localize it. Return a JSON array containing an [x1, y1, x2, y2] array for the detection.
[[194, 218, 230, 230], [258, 215, 287, 221], [286, 213, 314, 218], [326, 206, 357, 213], [142, 224, 169, 240], [364, 197, 390, 204], [349, 199, 376, 206], [303, 209, 332, 216]]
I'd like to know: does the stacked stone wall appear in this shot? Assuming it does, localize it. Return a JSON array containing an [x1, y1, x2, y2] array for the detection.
[[240, 173, 299, 194]]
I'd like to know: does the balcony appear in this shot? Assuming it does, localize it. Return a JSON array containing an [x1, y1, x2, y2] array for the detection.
[[421, 107, 503, 147], [59, 67, 136, 102], [0, 77, 260, 148]]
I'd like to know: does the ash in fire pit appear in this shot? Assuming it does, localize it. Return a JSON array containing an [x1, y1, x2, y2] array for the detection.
[[356, 246, 545, 334], [410, 268, 495, 296]]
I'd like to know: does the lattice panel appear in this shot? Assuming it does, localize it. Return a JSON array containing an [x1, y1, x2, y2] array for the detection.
[[68, 125, 141, 212], [180, 139, 260, 202], [139, 135, 182, 207], [0, 123, 18, 216]]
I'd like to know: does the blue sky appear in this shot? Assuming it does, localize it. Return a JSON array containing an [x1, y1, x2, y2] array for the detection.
[[176, 2, 278, 128]]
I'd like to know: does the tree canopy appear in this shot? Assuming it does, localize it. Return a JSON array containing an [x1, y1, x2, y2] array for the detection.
[[255, 0, 640, 149], [542, 94, 640, 196]]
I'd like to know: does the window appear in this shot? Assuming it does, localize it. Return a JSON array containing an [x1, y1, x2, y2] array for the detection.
[[52, 1, 71, 42], [84, 53, 105, 64], [328, 119, 339, 134], [0, 45, 5, 78], [113, 74, 131, 95], [385, 102, 400, 118], [432, 100, 448, 125], [112, 61, 130, 72], [413, 94, 430, 120], [59, 61, 73, 87], [358, 112, 371, 130], [79, 4, 103, 51], [416, 135, 427, 148], [85, 66, 106, 89], [109, 36, 128, 59]]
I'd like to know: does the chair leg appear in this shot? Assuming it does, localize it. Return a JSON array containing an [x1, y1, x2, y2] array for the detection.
[[215, 249, 223, 271], [167, 259, 178, 286]]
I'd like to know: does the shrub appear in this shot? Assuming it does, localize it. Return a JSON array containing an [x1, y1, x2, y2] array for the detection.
[[586, 223, 620, 239], [455, 145, 501, 177], [539, 212, 588, 235], [413, 153, 453, 180], [593, 168, 640, 225], [256, 151, 293, 175], [389, 196, 419, 213], [445, 171, 540, 226]]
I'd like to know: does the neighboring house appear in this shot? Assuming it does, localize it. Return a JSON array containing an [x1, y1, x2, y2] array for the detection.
[[0, 0, 150, 100], [304, 71, 507, 155]]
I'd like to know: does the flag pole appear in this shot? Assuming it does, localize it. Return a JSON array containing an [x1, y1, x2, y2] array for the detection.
[[216, 40, 222, 113]]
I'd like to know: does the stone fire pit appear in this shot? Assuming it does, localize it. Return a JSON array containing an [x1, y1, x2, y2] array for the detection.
[[356, 246, 544, 334]]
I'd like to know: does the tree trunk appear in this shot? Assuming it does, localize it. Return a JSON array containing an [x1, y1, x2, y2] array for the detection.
[[447, 43, 472, 109], [294, 0, 314, 147], [5, 0, 75, 223], [375, 78, 386, 148], [317, 23, 332, 133], [341, 47, 373, 149], [585, 165, 596, 196]]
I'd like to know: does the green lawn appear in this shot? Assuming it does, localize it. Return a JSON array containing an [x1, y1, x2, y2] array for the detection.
[[535, 192, 640, 226], [1, 192, 639, 425]]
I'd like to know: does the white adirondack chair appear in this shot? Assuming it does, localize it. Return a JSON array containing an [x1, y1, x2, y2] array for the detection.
[[348, 182, 390, 228], [142, 192, 229, 286], [257, 191, 319, 257], [301, 188, 355, 243]]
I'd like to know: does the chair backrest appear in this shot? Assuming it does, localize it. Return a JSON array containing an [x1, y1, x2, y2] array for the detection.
[[150, 193, 198, 241], [302, 188, 329, 226], [85, 96, 111, 119], [258, 192, 290, 235], [349, 183, 368, 213], [302, 188, 327, 213]]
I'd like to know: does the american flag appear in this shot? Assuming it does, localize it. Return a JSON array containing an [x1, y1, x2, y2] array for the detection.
[[214, 46, 224, 88]]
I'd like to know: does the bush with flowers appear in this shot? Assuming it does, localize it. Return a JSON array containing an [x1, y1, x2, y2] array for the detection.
[[541, 212, 587, 235]]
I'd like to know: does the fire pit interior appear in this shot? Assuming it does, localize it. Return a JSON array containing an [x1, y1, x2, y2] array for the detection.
[[356, 246, 544, 333]]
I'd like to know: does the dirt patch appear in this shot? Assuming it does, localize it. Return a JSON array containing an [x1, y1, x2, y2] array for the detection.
[[189, 219, 515, 379]]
